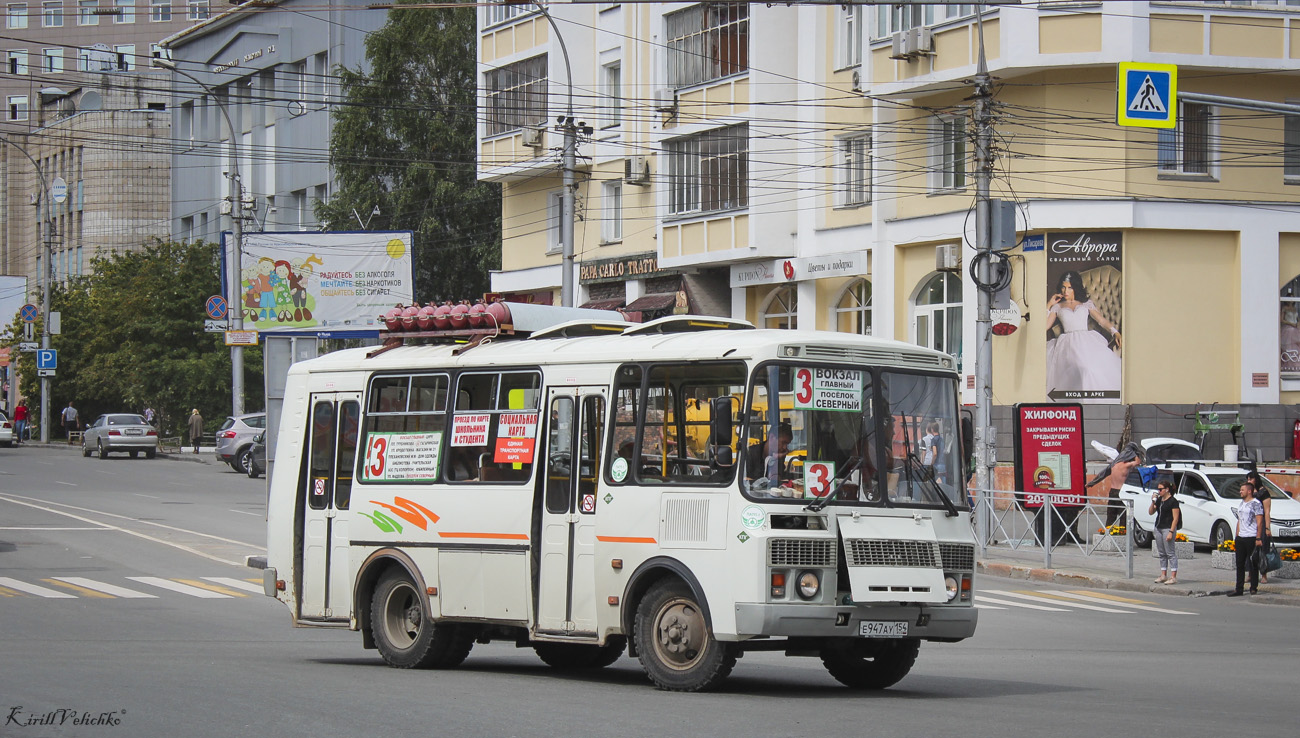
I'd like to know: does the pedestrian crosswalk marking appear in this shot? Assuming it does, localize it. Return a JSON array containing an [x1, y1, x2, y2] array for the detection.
[[0, 576, 77, 598], [1060, 590, 1194, 615], [126, 576, 232, 599], [51, 577, 157, 599], [983, 589, 1134, 613], [0, 585, 20, 597], [202, 577, 263, 594], [975, 595, 1068, 612], [973, 603, 1007, 610], [43, 579, 115, 598], [175, 578, 248, 597], [1060, 590, 1152, 605]]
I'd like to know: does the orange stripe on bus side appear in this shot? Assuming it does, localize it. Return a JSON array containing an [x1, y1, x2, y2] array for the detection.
[[596, 536, 658, 544], [437, 532, 530, 540]]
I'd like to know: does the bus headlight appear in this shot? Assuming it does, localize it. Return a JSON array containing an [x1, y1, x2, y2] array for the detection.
[[944, 576, 959, 602], [796, 570, 821, 600]]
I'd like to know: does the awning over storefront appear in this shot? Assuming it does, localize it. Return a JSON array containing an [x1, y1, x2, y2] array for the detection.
[[579, 298, 625, 311], [625, 293, 678, 312]]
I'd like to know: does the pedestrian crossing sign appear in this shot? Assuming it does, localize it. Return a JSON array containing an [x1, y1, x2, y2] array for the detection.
[[1117, 62, 1177, 128]]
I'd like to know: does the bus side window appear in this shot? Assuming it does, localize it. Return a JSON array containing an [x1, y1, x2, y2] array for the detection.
[[605, 364, 642, 485]]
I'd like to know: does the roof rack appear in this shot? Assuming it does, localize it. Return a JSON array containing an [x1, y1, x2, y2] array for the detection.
[[528, 320, 635, 339], [367, 302, 626, 357], [621, 315, 755, 336]]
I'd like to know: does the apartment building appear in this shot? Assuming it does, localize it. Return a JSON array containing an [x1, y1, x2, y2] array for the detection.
[[161, 0, 385, 242], [477, 1, 1300, 458]]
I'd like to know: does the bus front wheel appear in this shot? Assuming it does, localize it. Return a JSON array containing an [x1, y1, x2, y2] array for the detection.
[[370, 570, 472, 669], [820, 637, 920, 690], [634, 579, 736, 692]]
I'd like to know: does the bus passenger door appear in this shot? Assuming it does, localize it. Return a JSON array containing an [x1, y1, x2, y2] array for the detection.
[[536, 388, 606, 636], [298, 393, 362, 621]]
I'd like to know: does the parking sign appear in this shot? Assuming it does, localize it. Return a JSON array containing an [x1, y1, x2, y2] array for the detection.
[[36, 349, 57, 370]]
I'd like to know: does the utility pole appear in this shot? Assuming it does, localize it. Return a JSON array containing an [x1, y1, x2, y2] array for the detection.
[[560, 116, 576, 308], [972, 11, 995, 520]]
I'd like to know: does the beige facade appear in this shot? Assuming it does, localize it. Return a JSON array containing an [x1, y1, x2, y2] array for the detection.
[[479, 2, 1300, 459]]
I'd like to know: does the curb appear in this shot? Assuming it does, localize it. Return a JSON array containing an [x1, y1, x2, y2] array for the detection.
[[976, 560, 1300, 606]]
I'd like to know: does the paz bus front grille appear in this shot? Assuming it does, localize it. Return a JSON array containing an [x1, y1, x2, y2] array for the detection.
[[844, 539, 940, 568], [768, 538, 837, 567], [939, 543, 976, 571]]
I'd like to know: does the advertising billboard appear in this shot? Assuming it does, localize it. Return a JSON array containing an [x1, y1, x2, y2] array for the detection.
[[1013, 403, 1087, 509], [222, 231, 414, 335], [1045, 231, 1123, 403]]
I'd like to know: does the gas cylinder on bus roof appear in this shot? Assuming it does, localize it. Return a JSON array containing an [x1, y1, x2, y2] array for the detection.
[[416, 303, 437, 331], [468, 301, 488, 328], [484, 300, 511, 328], [448, 301, 470, 329], [431, 302, 452, 330], [400, 305, 420, 330], [383, 305, 403, 332]]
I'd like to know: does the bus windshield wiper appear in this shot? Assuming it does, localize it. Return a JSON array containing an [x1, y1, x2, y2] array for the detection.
[[903, 451, 959, 518]]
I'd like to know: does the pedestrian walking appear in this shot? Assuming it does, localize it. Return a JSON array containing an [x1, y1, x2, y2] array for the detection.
[[143, 406, 155, 425], [187, 409, 204, 454], [60, 401, 79, 443], [13, 401, 28, 444], [1251, 480, 1274, 584], [1148, 481, 1182, 585], [1227, 480, 1266, 597]]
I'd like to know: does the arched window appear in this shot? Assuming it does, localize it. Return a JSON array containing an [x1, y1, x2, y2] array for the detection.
[[834, 278, 872, 335], [913, 272, 962, 366], [760, 285, 797, 329], [1281, 275, 1300, 376]]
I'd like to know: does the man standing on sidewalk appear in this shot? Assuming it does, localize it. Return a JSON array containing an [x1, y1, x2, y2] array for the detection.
[[188, 409, 204, 454], [61, 401, 79, 443]]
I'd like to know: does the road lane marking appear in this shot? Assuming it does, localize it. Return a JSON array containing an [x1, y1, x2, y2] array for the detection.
[[1058, 590, 1195, 615], [174, 579, 248, 597], [0, 577, 77, 598], [43, 579, 114, 598], [0, 585, 20, 597], [973, 595, 1067, 611], [127, 577, 232, 599], [51, 577, 157, 599], [229, 509, 261, 517], [0, 527, 111, 531], [202, 577, 263, 594], [973, 603, 1007, 610], [0, 494, 260, 547], [133, 493, 160, 499], [55, 481, 76, 486], [984, 589, 1134, 613]]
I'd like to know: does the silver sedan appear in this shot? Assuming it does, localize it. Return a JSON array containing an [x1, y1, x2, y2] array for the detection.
[[82, 414, 159, 459]]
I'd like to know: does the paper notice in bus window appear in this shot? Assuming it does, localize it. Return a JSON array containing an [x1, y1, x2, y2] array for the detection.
[[495, 437, 536, 464], [450, 414, 491, 447], [363, 431, 442, 482], [792, 367, 863, 412], [497, 412, 539, 439]]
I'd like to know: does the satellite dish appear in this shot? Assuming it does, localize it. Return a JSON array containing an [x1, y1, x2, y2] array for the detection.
[[87, 43, 116, 72], [79, 91, 102, 111]]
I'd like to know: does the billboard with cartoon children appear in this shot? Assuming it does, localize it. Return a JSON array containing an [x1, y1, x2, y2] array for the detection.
[[222, 231, 415, 333]]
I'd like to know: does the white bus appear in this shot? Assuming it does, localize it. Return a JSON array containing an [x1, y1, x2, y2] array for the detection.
[[263, 312, 977, 692]]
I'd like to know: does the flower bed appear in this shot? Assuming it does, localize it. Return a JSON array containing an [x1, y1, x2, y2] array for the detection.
[[1151, 540, 1195, 560], [1273, 560, 1300, 580], [1089, 533, 1125, 553], [1211, 549, 1235, 570]]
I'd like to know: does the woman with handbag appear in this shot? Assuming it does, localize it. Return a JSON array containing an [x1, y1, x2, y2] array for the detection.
[[1228, 481, 1266, 597], [1251, 479, 1273, 583]]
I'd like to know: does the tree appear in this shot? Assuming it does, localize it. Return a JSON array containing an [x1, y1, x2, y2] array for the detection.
[[319, 1, 501, 302], [1, 240, 262, 438]]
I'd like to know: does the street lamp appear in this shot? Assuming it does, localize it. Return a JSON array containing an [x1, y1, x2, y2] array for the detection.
[[154, 57, 245, 416], [0, 133, 55, 443]]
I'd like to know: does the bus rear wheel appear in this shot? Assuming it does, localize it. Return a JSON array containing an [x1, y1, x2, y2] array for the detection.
[[634, 579, 736, 692], [370, 571, 472, 669], [820, 637, 920, 690], [533, 637, 626, 670]]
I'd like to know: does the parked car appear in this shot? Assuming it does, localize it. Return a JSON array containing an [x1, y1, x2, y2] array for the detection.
[[82, 414, 158, 459], [1118, 462, 1300, 548], [0, 411, 13, 447], [216, 412, 266, 474], [247, 432, 266, 479]]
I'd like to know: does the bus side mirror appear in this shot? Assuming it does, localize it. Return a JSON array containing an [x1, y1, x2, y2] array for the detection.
[[961, 413, 974, 480], [710, 396, 736, 467]]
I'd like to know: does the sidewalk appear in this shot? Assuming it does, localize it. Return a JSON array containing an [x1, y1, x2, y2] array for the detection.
[[978, 542, 1300, 606], [13, 439, 220, 462]]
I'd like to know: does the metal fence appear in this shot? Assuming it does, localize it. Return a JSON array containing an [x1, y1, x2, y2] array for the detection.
[[971, 488, 1136, 579]]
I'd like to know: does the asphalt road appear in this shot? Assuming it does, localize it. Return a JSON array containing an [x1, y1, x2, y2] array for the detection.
[[1, 445, 1294, 738]]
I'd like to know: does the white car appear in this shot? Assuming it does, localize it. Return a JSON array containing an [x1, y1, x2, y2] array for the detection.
[[1118, 463, 1300, 549], [0, 411, 13, 447]]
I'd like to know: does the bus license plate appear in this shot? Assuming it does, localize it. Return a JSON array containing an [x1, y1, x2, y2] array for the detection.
[[859, 621, 909, 638]]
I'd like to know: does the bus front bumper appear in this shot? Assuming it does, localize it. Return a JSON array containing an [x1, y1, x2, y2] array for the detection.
[[733, 602, 977, 641]]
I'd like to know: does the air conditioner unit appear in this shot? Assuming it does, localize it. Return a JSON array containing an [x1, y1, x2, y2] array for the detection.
[[850, 69, 862, 93], [889, 31, 908, 60], [625, 155, 650, 186], [936, 243, 961, 272], [219, 198, 233, 215], [521, 125, 544, 148], [907, 27, 935, 57], [654, 87, 678, 113]]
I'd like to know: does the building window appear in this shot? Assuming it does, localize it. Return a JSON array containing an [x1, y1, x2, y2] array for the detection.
[[149, 0, 167, 22], [666, 123, 748, 216], [150, 43, 167, 61], [837, 4, 863, 69], [41, 0, 58, 26], [835, 278, 872, 335], [114, 0, 131, 22], [931, 114, 967, 191], [914, 271, 962, 367], [1158, 102, 1213, 176], [484, 1, 536, 28], [1281, 275, 1300, 376], [837, 134, 870, 207], [7, 50, 27, 75], [666, 2, 748, 89], [484, 54, 547, 137], [77, 0, 95, 24], [1286, 110, 1300, 183], [760, 285, 797, 330], [600, 60, 622, 129], [114, 44, 134, 71], [180, 100, 193, 146], [186, 0, 206, 20], [7, 95, 28, 121], [876, 3, 975, 38], [547, 190, 562, 254], [602, 180, 622, 243], [6, 3, 27, 29], [43, 48, 62, 73]]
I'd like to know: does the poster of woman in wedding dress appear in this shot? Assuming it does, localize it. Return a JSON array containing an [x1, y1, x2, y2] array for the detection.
[[1046, 270, 1122, 402]]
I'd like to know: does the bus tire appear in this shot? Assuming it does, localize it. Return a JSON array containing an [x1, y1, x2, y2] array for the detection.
[[634, 579, 735, 692], [370, 571, 472, 669], [533, 637, 626, 670], [819, 637, 920, 690]]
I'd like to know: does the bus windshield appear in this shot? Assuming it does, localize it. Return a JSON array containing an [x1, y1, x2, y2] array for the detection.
[[743, 364, 964, 510]]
